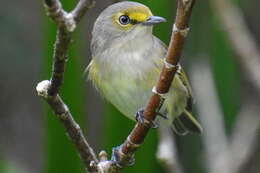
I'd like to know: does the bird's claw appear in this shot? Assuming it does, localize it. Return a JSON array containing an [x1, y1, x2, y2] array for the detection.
[[111, 146, 135, 167], [135, 109, 159, 128]]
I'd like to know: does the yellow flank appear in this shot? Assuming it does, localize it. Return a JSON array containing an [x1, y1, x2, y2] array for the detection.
[[87, 60, 102, 92]]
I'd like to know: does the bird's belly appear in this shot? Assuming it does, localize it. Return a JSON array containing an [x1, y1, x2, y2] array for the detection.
[[88, 49, 188, 122], [101, 74, 154, 120], [98, 72, 188, 122]]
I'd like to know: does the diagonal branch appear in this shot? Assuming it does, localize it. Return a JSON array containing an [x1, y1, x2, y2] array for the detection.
[[97, 0, 197, 172], [37, 81, 99, 172], [37, 0, 99, 172], [72, 0, 96, 23], [37, 0, 198, 172]]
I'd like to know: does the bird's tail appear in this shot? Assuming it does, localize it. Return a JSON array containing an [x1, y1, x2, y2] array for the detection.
[[171, 110, 203, 136]]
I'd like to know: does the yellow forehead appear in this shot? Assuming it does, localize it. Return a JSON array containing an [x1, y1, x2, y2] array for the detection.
[[120, 6, 152, 22], [112, 6, 153, 30]]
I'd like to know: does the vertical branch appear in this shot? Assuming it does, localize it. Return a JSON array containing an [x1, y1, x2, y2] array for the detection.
[[37, 0, 99, 172], [48, 27, 71, 96], [37, 0, 198, 172]]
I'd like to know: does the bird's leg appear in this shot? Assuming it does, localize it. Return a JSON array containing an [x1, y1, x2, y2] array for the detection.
[[135, 108, 167, 128], [156, 112, 168, 119]]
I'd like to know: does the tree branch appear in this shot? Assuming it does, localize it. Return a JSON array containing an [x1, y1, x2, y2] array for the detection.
[[37, 0, 197, 172], [37, 0, 99, 172], [97, 0, 197, 171], [72, 0, 96, 23]]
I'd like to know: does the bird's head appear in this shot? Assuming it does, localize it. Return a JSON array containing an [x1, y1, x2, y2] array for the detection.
[[91, 1, 166, 53]]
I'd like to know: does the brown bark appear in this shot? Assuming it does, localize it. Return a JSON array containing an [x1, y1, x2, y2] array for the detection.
[[112, 0, 197, 168]]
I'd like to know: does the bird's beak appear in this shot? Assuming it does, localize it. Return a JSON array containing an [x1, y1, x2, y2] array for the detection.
[[142, 16, 166, 25]]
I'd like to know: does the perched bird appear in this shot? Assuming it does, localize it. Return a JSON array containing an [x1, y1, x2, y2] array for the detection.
[[87, 1, 202, 135]]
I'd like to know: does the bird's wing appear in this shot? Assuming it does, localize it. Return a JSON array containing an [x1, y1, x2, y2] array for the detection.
[[153, 36, 194, 110], [178, 68, 194, 111]]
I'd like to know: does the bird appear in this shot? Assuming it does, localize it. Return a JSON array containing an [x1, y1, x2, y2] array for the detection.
[[86, 1, 202, 135]]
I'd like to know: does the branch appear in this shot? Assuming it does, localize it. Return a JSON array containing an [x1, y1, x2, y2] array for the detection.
[[72, 0, 95, 23], [37, 0, 197, 172], [97, 0, 197, 171], [37, 0, 99, 172], [209, 0, 260, 94]]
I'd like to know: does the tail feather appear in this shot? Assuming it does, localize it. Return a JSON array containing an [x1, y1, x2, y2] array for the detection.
[[171, 110, 203, 135]]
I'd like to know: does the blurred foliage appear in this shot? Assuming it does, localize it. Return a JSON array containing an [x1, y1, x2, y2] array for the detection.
[[210, 22, 240, 132], [0, 158, 21, 173]]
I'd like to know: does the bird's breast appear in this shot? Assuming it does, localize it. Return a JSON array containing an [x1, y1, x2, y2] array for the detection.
[[89, 42, 161, 119]]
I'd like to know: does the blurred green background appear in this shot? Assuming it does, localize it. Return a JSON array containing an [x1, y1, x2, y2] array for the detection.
[[0, 0, 259, 173]]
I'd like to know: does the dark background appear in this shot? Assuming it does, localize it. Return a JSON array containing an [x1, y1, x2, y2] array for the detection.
[[0, 0, 259, 173]]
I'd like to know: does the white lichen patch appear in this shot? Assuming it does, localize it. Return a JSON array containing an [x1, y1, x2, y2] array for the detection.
[[36, 80, 51, 98], [65, 13, 76, 32]]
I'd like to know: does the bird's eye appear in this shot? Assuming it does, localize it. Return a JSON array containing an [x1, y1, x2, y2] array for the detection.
[[119, 15, 130, 25]]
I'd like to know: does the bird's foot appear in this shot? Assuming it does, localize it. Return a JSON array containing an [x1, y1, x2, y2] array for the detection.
[[135, 108, 167, 128], [111, 146, 135, 167]]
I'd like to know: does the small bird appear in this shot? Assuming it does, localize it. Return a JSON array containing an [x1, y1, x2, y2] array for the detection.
[[87, 1, 202, 135]]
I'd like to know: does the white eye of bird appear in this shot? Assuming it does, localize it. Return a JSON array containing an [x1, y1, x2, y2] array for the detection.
[[119, 15, 130, 25]]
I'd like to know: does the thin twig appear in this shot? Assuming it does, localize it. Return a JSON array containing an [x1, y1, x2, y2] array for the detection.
[[37, 0, 197, 172], [37, 0, 98, 172], [72, 0, 96, 23], [210, 0, 260, 94], [97, 0, 197, 171]]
